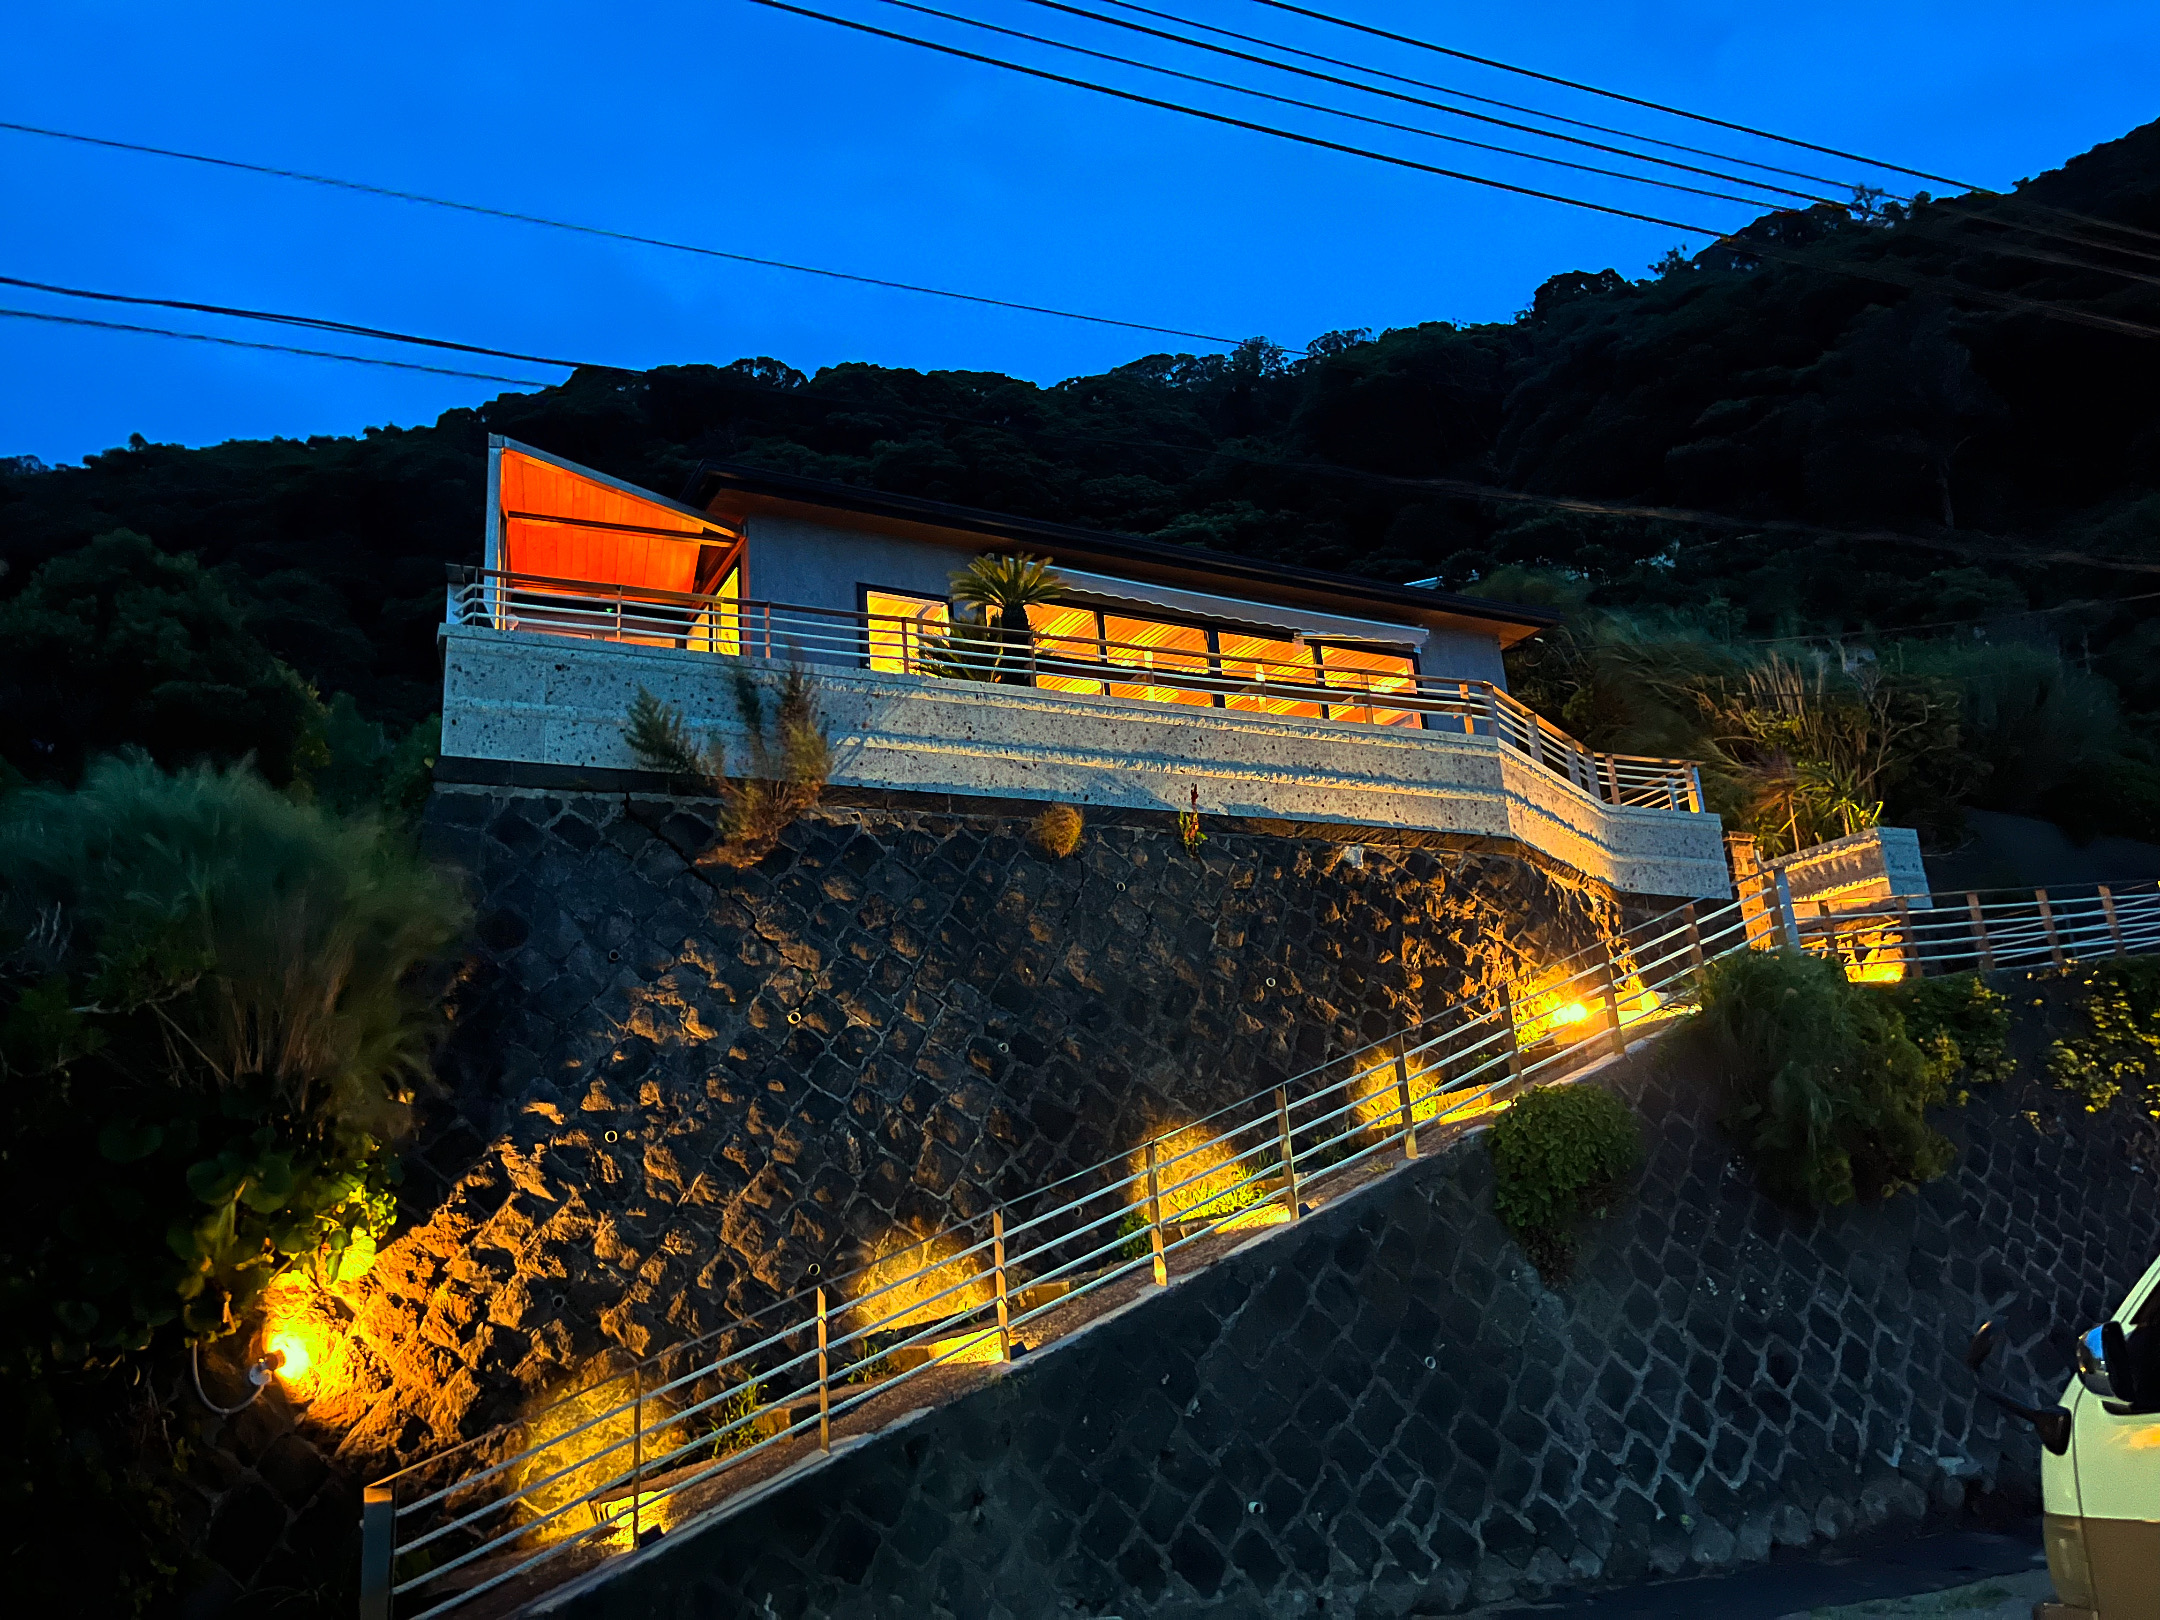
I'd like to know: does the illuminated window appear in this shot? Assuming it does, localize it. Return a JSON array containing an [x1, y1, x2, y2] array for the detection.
[[1028, 602, 1106, 694], [1320, 645, 1422, 727], [689, 564, 742, 655], [865, 589, 949, 673], [1219, 632, 1322, 718], [1103, 615, 1215, 708]]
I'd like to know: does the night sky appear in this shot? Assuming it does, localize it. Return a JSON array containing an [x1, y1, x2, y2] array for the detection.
[[5, 0, 2156, 465]]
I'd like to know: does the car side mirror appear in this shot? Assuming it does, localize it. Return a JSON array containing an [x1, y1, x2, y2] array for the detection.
[[2076, 1324, 2118, 1400], [1962, 1316, 2072, 1455], [1965, 1320, 2000, 1372]]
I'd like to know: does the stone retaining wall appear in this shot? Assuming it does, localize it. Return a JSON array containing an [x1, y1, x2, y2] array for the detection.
[[531, 1035, 2160, 1620]]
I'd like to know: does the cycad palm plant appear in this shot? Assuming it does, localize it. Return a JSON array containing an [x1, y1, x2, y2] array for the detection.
[[947, 553, 1066, 685]]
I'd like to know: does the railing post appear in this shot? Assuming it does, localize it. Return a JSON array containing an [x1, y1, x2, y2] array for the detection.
[[1144, 1140, 1168, 1287], [1967, 892, 1994, 971], [1684, 902, 1705, 973], [1274, 1088, 1299, 1219], [1394, 1056, 1418, 1162], [2101, 885, 2126, 957], [1687, 766, 1705, 814], [1602, 754, 1620, 804], [630, 1362, 643, 1546], [359, 1483, 394, 1620], [763, 603, 772, 659], [614, 584, 625, 644], [2037, 889, 2066, 968], [1498, 984, 1524, 1080], [992, 1210, 1011, 1362], [815, 1287, 831, 1454], [1484, 684, 1504, 744], [1773, 869, 1800, 951], [1894, 895, 1921, 979], [1598, 955, 1626, 1059]]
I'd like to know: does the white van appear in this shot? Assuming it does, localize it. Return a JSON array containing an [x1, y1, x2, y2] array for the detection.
[[1971, 1248, 2159, 1619]]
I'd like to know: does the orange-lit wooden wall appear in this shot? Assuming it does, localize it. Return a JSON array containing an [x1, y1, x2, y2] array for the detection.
[[495, 448, 739, 595]]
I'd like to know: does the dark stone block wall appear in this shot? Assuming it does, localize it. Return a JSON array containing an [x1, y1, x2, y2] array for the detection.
[[534, 1039, 2160, 1620], [312, 788, 1628, 1468]]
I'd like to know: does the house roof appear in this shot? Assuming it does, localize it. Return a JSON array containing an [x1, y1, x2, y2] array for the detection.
[[680, 458, 1560, 649]]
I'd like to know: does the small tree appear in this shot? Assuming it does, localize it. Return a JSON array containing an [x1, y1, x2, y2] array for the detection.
[[625, 666, 832, 868], [947, 553, 1066, 685]]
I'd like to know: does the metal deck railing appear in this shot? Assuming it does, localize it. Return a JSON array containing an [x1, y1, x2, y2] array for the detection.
[[445, 569, 1708, 814], [355, 875, 2160, 1618]]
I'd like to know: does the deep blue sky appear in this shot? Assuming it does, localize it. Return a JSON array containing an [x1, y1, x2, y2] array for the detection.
[[4, 1, 2155, 466]]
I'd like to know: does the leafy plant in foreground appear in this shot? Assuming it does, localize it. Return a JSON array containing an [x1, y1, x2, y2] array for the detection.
[[625, 664, 832, 868]]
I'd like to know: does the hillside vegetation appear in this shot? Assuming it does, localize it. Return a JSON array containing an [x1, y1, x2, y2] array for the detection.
[[3, 120, 2158, 843]]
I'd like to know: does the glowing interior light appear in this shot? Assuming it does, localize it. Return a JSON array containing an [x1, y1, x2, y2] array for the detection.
[[1555, 1001, 1591, 1025], [267, 1331, 313, 1383]]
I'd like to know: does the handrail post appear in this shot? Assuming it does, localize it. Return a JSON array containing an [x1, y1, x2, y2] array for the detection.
[[1498, 984, 1524, 1081], [1483, 684, 1504, 745], [1894, 895, 1920, 979], [1603, 754, 1620, 804], [359, 1482, 394, 1620], [1144, 1140, 1168, 1287], [1394, 1056, 1418, 1162], [815, 1287, 831, 1454], [2101, 885, 2126, 957], [1687, 765, 1705, 814], [2038, 889, 2066, 968], [764, 603, 772, 659], [992, 1210, 1011, 1362], [1274, 1088, 1299, 1219], [619, 1362, 641, 1551], [1773, 869, 1800, 951], [1598, 955, 1626, 1059], [1683, 902, 1705, 973], [1967, 892, 1993, 971]]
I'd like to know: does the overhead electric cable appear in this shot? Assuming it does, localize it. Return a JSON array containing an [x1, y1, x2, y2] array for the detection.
[[19, 273, 2160, 579], [1242, 0, 1981, 191], [986, 0, 1832, 203], [0, 120, 1265, 352], [0, 306, 551, 385], [1090, 0, 1860, 192], [866, 0, 1798, 208], [744, 0, 2160, 339]]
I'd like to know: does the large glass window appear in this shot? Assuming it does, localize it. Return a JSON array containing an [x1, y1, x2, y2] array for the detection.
[[865, 588, 949, 674], [1219, 632, 1322, 718], [1320, 645, 1422, 727], [1026, 602, 1107, 694], [1103, 614, 1215, 708]]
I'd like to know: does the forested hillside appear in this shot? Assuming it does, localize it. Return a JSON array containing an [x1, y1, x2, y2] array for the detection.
[[4, 118, 2158, 846]]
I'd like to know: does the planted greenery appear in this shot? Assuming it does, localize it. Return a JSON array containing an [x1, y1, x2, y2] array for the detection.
[[1688, 948, 1957, 1209], [2046, 959, 2160, 1147], [0, 757, 467, 1363], [625, 665, 831, 868], [1488, 1083, 1643, 1279], [1031, 802, 1085, 858], [1880, 972, 2013, 1092]]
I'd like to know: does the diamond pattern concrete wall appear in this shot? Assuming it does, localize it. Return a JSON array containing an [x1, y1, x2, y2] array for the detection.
[[531, 1038, 2160, 1620]]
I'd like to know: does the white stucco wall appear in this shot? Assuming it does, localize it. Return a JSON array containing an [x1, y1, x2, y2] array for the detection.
[[439, 628, 1729, 898]]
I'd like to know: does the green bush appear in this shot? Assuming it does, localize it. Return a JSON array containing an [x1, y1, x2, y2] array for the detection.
[[1879, 972, 2013, 1090], [2046, 959, 2160, 1130], [1690, 949, 1956, 1209], [1489, 1083, 1643, 1277]]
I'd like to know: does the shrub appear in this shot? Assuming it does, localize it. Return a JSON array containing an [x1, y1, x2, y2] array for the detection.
[[625, 665, 831, 868], [1880, 972, 2012, 1090], [2046, 960, 2160, 1153], [1489, 1083, 1643, 1277], [1031, 803, 1084, 858], [1689, 948, 1956, 1209]]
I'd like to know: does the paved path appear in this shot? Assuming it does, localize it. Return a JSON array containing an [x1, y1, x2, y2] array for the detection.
[[1475, 1525, 2048, 1620]]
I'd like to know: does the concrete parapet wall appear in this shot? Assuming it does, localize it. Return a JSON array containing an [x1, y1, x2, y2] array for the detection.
[[438, 627, 1731, 898]]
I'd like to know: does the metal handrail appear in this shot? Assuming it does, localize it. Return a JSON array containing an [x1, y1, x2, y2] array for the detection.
[[444, 569, 1708, 813], [362, 839, 2160, 1614]]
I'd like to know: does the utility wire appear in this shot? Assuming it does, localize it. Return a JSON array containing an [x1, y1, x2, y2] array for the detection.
[[987, 0, 1831, 203], [1091, 0, 1859, 193], [0, 306, 552, 385], [746, 0, 2160, 339], [1243, 0, 1981, 191], [0, 120, 1266, 353]]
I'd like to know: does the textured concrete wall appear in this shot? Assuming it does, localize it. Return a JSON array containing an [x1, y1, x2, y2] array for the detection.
[[292, 786, 1634, 1476], [438, 629, 1732, 895], [530, 1037, 2160, 1620]]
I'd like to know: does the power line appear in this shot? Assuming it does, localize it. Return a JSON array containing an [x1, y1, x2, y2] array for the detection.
[[1091, 0, 1860, 193], [745, 0, 2160, 339], [987, 0, 1830, 204], [1243, 0, 1980, 191], [0, 119, 1268, 353], [18, 267, 2160, 583], [0, 306, 552, 385]]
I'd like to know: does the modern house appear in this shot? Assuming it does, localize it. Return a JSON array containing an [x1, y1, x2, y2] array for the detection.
[[440, 437, 1731, 897]]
